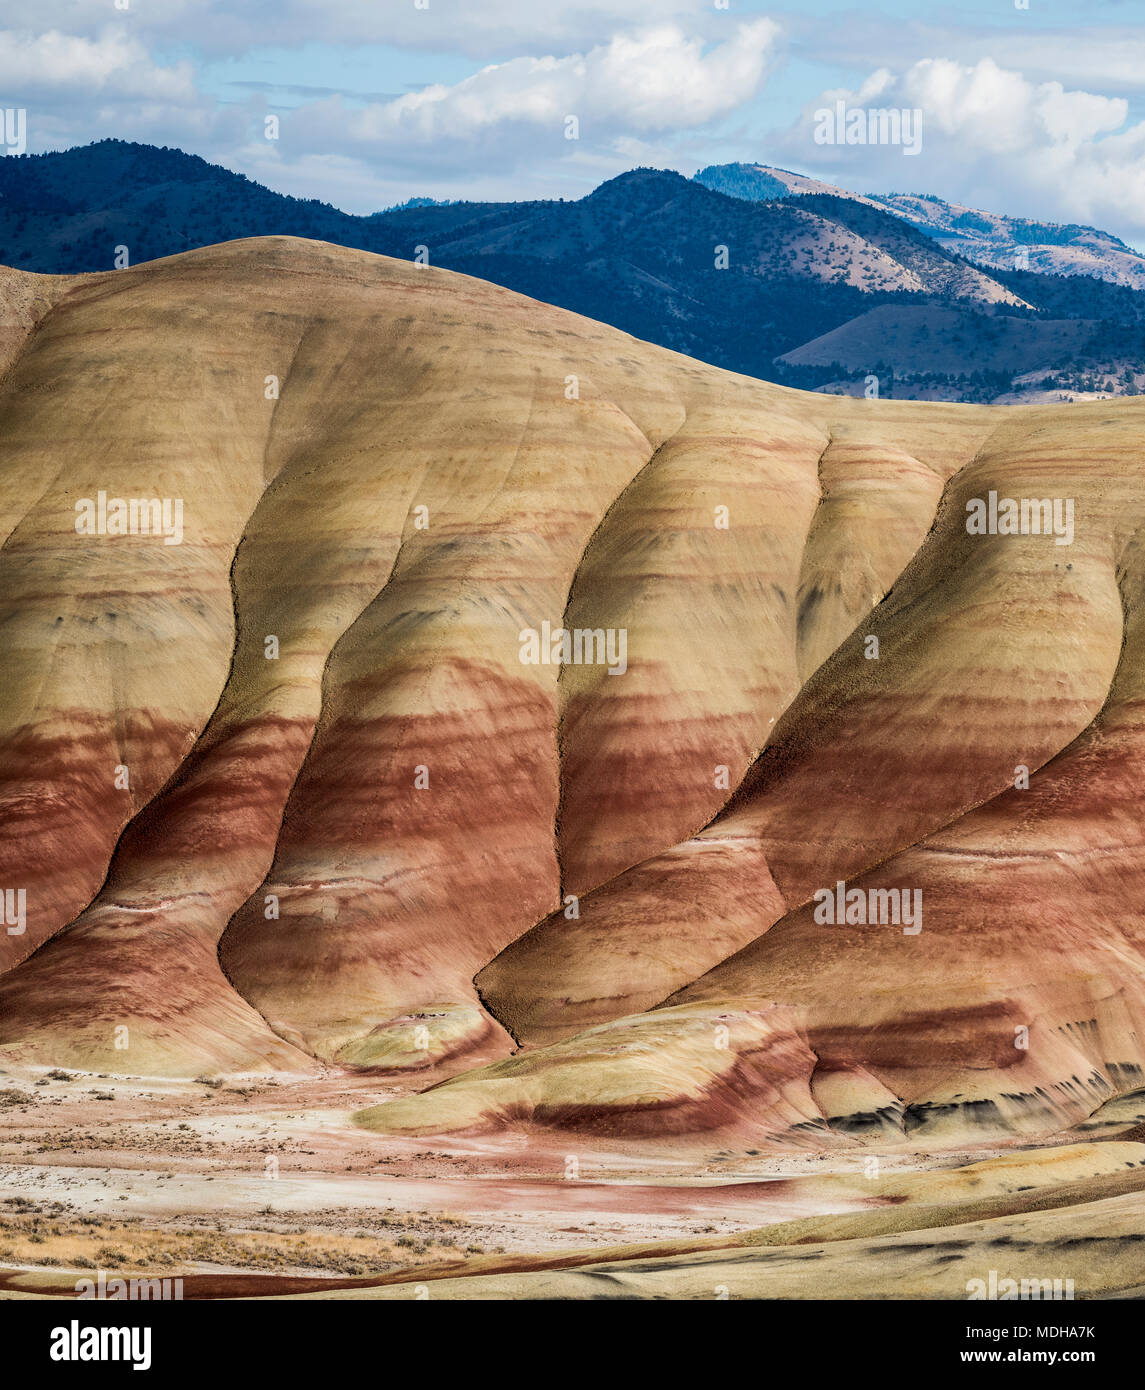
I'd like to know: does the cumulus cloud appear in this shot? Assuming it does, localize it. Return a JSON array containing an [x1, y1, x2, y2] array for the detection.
[[343, 19, 779, 146], [778, 57, 1145, 242], [228, 18, 780, 205], [895, 58, 1127, 150], [0, 14, 778, 208], [791, 15, 1145, 102], [5, 10, 1145, 247], [0, 28, 196, 102]]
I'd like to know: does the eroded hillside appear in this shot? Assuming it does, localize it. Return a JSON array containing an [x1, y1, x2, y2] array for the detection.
[[0, 237, 1141, 1155]]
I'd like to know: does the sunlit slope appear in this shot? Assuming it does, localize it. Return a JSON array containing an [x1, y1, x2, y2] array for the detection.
[[0, 236, 978, 1074], [385, 397, 1145, 1145], [2, 235, 1142, 1133], [478, 406, 1127, 1049]]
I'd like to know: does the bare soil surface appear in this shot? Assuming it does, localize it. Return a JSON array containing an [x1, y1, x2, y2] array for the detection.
[[6, 1063, 1137, 1297]]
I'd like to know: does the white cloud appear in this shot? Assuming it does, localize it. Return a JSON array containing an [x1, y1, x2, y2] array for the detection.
[[779, 57, 1145, 241], [895, 58, 1126, 149], [343, 19, 779, 145], [220, 17, 781, 207], [4, 0, 728, 62], [0, 28, 196, 101], [0, 14, 779, 210], [5, 11, 1145, 248]]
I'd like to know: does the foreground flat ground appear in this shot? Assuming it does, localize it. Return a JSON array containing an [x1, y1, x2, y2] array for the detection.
[[3, 1064, 1144, 1299]]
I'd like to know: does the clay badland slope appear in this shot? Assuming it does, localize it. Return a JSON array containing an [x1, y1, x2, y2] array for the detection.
[[0, 236, 983, 1076], [0, 237, 1142, 1156]]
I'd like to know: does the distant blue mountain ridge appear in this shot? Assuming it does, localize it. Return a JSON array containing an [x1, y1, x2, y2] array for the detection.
[[2, 140, 1143, 402]]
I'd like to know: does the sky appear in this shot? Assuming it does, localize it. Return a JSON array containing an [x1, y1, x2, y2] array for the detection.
[[3, 0, 1145, 246]]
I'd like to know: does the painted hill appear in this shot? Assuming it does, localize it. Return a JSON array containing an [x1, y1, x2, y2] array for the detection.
[[0, 234, 977, 1075], [1, 238, 1145, 1160]]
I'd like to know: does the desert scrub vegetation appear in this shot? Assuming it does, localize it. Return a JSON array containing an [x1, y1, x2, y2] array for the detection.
[[0, 1199, 489, 1277]]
